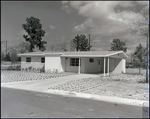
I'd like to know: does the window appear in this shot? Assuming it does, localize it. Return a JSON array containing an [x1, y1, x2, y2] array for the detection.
[[89, 58, 94, 63], [26, 57, 31, 62], [70, 58, 81, 66], [41, 58, 45, 63]]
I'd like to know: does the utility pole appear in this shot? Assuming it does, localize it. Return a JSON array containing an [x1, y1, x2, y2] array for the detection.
[[89, 34, 90, 51], [6, 41, 8, 55], [146, 34, 149, 83], [131, 53, 132, 64]]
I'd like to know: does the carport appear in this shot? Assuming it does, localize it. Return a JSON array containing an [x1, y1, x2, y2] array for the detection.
[[61, 51, 128, 76]]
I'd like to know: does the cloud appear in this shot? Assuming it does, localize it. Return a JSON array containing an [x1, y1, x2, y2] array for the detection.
[[49, 25, 56, 30], [60, 5, 72, 14], [73, 18, 94, 32], [61, 1, 148, 51]]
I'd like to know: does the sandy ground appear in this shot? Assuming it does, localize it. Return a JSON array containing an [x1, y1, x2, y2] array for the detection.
[[50, 68, 149, 101], [83, 75, 149, 101]]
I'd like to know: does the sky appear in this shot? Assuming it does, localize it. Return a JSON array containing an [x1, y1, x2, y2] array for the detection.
[[1, 1, 149, 60]]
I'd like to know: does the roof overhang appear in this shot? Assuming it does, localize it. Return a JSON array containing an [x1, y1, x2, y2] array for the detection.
[[106, 51, 128, 59], [61, 51, 128, 59], [17, 53, 45, 57], [45, 53, 63, 56], [61, 55, 106, 58], [17, 51, 128, 59]]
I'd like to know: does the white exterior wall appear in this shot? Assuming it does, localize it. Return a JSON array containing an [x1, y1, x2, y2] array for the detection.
[[122, 59, 126, 73], [65, 57, 79, 73], [109, 58, 126, 74], [65, 57, 104, 73], [21, 56, 44, 69], [60, 57, 65, 72], [84, 57, 104, 73], [45, 56, 62, 72]]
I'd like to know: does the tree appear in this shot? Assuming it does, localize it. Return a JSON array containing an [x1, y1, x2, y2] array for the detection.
[[1, 52, 5, 61], [129, 5, 149, 82], [16, 42, 30, 53], [5, 53, 11, 61], [22, 16, 47, 52], [110, 39, 127, 52], [60, 41, 70, 51], [9, 47, 18, 68], [49, 44, 59, 51], [72, 34, 92, 51], [133, 44, 146, 74]]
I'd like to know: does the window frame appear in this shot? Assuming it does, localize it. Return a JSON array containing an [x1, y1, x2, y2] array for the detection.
[[70, 58, 81, 66], [89, 58, 94, 63], [26, 57, 31, 62], [41, 57, 45, 63]]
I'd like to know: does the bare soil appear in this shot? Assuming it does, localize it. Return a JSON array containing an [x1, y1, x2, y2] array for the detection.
[[50, 68, 149, 101]]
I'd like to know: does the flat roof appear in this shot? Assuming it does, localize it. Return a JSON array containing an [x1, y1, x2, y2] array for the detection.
[[18, 51, 128, 58]]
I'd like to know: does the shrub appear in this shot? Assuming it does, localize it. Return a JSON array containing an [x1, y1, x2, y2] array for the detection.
[[16, 66, 21, 71], [7, 66, 13, 70], [40, 66, 45, 73], [28, 66, 32, 71], [55, 69, 58, 74]]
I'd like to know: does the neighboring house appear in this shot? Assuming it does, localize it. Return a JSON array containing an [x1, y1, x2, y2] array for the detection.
[[18, 51, 128, 76]]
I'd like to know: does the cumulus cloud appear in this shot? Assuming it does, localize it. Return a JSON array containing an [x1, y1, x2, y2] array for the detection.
[[61, 1, 148, 51], [49, 25, 56, 30], [60, 5, 72, 14], [73, 18, 94, 32]]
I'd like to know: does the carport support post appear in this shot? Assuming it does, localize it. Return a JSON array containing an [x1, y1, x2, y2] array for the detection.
[[78, 57, 80, 74], [104, 57, 105, 76], [107, 57, 109, 76]]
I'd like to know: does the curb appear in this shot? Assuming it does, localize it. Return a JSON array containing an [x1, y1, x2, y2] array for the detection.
[[2, 85, 149, 107], [45, 89, 148, 107]]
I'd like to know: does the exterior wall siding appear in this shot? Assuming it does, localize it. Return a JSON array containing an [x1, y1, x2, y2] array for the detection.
[[65, 57, 104, 73], [45, 56, 61, 72], [60, 57, 65, 72], [20, 55, 126, 74], [122, 59, 126, 73], [109, 58, 125, 74], [84, 57, 103, 73], [65, 57, 78, 73], [21, 56, 44, 69]]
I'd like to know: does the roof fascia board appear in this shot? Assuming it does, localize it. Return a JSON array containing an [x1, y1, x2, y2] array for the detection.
[[61, 55, 106, 57], [18, 54, 45, 56], [106, 51, 128, 58]]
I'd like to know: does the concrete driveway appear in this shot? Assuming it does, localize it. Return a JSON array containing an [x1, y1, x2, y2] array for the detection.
[[1, 73, 99, 92]]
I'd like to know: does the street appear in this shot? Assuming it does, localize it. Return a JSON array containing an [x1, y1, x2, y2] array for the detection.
[[1, 87, 142, 118]]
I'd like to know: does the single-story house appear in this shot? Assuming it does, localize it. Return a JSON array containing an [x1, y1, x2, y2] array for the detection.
[[18, 51, 128, 76]]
